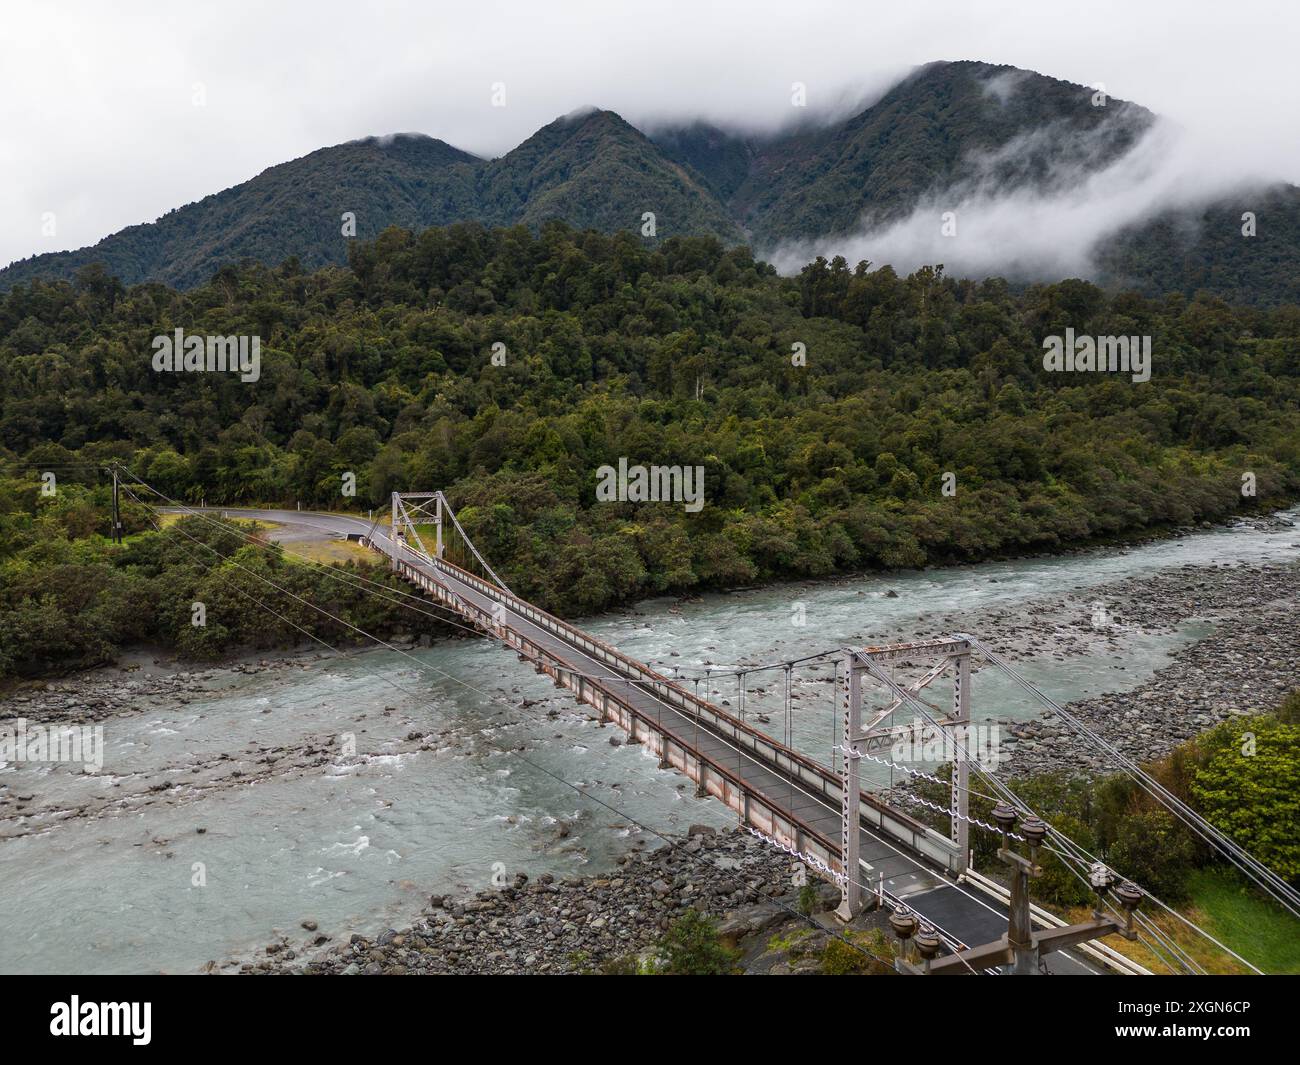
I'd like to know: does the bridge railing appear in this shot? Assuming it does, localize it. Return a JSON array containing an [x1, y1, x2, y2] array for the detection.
[[386, 548, 855, 877], [384, 540, 960, 872]]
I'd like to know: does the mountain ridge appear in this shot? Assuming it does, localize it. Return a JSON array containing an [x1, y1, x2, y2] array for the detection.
[[4, 59, 1297, 304]]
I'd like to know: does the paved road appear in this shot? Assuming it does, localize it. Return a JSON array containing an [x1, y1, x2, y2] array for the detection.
[[177, 506, 1100, 974]]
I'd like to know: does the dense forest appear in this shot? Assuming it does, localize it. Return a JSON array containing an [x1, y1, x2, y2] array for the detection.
[[1, 220, 1298, 676]]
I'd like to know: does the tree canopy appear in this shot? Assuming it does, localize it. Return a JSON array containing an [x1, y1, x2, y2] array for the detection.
[[1, 221, 1297, 674]]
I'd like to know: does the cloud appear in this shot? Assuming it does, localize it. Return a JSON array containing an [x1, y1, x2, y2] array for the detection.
[[980, 68, 1032, 105], [766, 109, 1279, 281], [1, 0, 1298, 271]]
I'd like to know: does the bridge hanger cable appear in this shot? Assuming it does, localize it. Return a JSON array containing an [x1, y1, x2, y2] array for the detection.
[[116, 485, 536, 649], [670, 649, 844, 679], [863, 647, 1202, 913], [128, 500, 909, 974], [124, 483, 985, 971], [126, 471, 972, 783], [119, 472, 917, 734], [855, 756, 1195, 970], [115, 470, 721, 688], [126, 489, 869, 768], [119, 469, 788, 695], [127, 479, 1243, 974], [432, 490, 512, 594]]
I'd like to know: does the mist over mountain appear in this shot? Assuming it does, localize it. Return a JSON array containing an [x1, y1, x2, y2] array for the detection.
[[656, 61, 1156, 245], [2, 59, 1296, 303], [760, 64, 1300, 301]]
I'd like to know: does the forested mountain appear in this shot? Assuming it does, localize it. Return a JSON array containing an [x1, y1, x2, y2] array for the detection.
[[654, 61, 1155, 244], [2, 60, 1298, 303], [1097, 184, 1300, 307], [0, 134, 482, 291], [2, 222, 1298, 674], [0, 110, 740, 293], [477, 109, 742, 240]]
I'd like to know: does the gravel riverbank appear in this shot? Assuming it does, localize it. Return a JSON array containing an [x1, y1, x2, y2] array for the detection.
[[231, 556, 1298, 975], [984, 560, 1299, 777], [233, 825, 872, 975]]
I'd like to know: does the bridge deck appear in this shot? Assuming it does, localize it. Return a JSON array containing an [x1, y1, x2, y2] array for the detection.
[[201, 507, 1098, 974], [436, 559, 943, 883]]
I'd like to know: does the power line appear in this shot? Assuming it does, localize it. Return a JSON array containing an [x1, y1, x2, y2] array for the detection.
[[847, 638, 1268, 973], [123, 493, 905, 974], [121, 479, 715, 688], [962, 633, 1300, 920], [117, 482, 1133, 972]]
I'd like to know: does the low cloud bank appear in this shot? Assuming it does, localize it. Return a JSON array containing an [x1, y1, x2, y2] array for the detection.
[[766, 112, 1280, 281]]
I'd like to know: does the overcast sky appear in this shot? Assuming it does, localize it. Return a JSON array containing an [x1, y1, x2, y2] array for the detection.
[[2, 0, 1297, 270]]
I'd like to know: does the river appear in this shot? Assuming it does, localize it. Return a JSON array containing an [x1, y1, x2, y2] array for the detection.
[[1, 509, 1296, 973]]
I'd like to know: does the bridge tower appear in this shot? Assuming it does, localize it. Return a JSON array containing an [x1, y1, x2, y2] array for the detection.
[[836, 639, 973, 921], [390, 491, 402, 569], [390, 491, 444, 563]]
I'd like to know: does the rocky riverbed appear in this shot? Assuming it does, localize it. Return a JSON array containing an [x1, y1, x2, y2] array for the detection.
[[228, 557, 1297, 975], [231, 825, 884, 975], [0, 648, 320, 724], [982, 561, 1299, 777]]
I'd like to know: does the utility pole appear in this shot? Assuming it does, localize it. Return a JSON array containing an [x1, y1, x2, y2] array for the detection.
[[1001, 807, 1046, 974], [892, 803, 1143, 974]]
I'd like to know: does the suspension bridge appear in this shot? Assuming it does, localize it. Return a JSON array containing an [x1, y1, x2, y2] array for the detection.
[[120, 475, 1298, 976]]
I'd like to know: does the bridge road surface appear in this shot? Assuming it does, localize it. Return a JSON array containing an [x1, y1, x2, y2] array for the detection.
[[182, 506, 1098, 975]]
